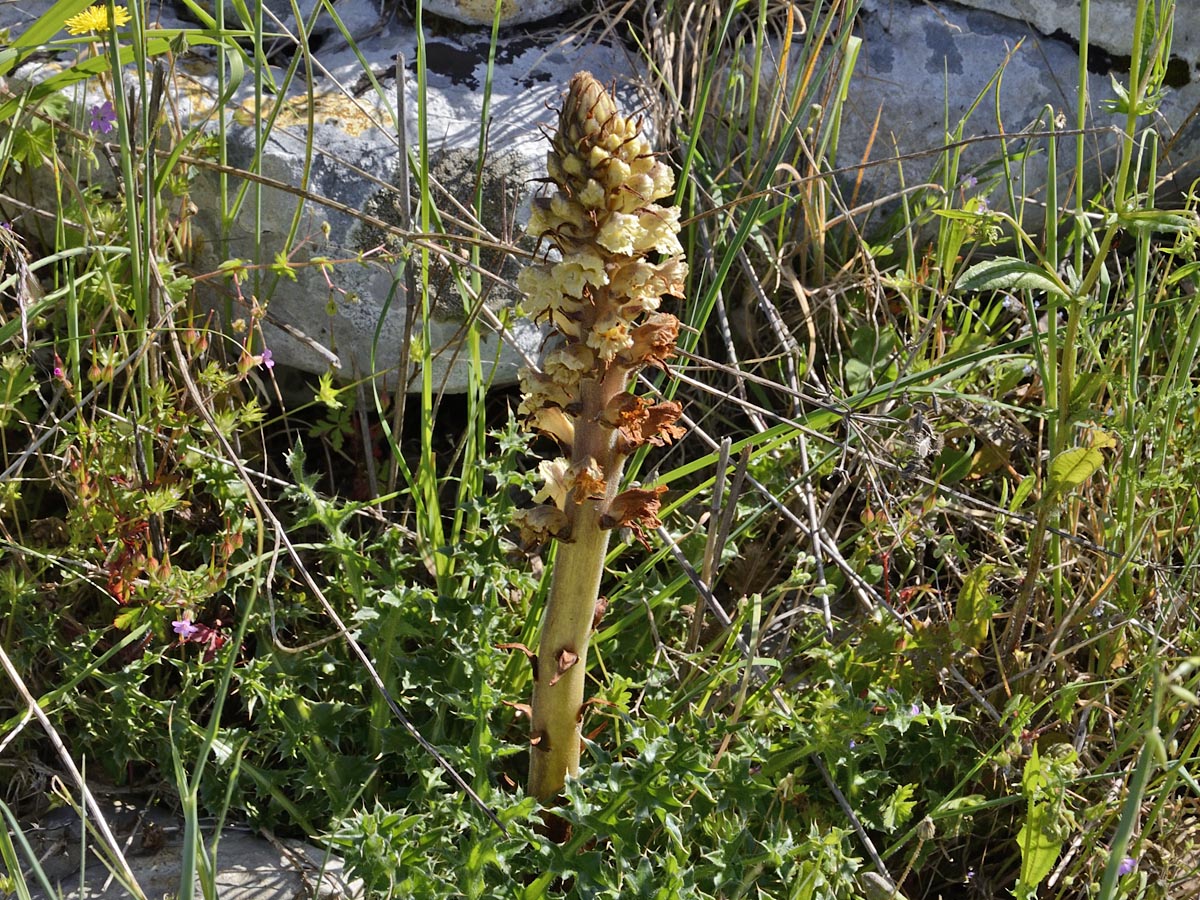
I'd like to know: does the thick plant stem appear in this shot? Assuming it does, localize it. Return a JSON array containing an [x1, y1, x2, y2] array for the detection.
[[528, 497, 613, 800]]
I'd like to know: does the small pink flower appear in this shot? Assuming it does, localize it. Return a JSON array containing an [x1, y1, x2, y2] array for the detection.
[[89, 100, 116, 134], [260, 348, 274, 369], [172, 618, 199, 640]]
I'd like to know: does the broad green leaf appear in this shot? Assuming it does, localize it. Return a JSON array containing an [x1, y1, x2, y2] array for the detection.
[[1048, 447, 1104, 496], [881, 783, 918, 832], [1015, 746, 1064, 898], [1009, 473, 1037, 512], [1016, 801, 1062, 896], [1169, 683, 1200, 707], [1119, 208, 1200, 234], [113, 606, 145, 630], [953, 564, 997, 650], [958, 257, 1068, 298]]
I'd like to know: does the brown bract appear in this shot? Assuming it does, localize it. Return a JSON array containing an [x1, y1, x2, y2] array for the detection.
[[603, 395, 686, 453], [600, 485, 668, 539], [512, 504, 570, 548]]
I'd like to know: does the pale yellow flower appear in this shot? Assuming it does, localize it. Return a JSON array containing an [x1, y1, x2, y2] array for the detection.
[[533, 458, 573, 509], [602, 156, 632, 190], [578, 179, 607, 209], [517, 266, 557, 316], [518, 369, 574, 417], [553, 251, 608, 298], [517, 266, 583, 337], [596, 212, 641, 255], [65, 4, 131, 34], [543, 344, 594, 388], [528, 406, 575, 447], [587, 313, 632, 361], [634, 207, 684, 256]]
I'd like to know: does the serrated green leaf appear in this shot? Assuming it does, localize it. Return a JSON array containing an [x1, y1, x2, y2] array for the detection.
[[272, 251, 297, 280], [958, 257, 1068, 297], [1048, 447, 1104, 496], [881, 783, 918, 832]]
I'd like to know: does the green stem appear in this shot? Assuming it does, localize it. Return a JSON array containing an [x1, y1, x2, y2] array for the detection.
[[527, 495, 614, 800]]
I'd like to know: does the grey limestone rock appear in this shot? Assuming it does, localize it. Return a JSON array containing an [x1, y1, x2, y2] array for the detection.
[[846, 0, 1200, 223], [185, 17, 648, 393], [0, 0, 647, 393], [949, 0, 1200, 71], [737, 0, 1200, 234], [423, 0, 580, 28], [11, 802, 360, 900]]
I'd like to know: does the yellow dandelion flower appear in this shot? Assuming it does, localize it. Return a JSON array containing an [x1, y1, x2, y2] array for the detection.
[[65, 5, 131, 35]]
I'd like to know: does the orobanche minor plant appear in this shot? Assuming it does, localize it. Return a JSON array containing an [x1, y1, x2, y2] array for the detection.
[[513, 72, 687, 802]]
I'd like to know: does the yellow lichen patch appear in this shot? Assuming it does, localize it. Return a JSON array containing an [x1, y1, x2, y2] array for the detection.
[[431, 0, 519, 25], [234, 92, 383, 137]]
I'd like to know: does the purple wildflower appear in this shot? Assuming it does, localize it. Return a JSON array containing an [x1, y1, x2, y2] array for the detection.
[[260, 347, 275, 369], [89, 100, 116, 134], [911, 702, 921, 716], [961, 175, 978, 190], [1117, 857, 1136, 876], [172, 618, 199, 640]]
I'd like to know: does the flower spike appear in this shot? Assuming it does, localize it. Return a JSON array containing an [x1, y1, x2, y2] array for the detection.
[[516, 72, 687, 803]]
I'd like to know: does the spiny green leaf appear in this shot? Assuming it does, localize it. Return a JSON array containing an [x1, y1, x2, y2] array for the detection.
[[315, 371, 344, 410]]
